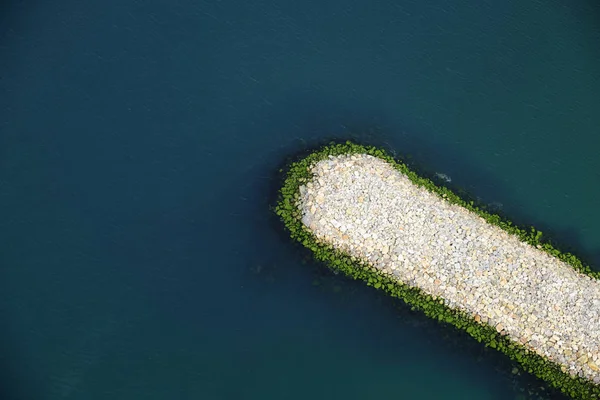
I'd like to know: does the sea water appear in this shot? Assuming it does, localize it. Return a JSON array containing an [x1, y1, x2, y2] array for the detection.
[[1, 0, 599, 399]]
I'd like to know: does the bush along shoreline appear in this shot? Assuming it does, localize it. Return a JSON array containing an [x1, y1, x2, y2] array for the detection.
[[273, 140, 600, 400]]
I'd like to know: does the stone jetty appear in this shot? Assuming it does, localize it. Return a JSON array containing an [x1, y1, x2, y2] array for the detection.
[[296, 153, 600, 385]]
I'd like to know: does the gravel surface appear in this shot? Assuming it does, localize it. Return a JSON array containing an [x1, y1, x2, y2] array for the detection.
[[297, 153, 600, 384]]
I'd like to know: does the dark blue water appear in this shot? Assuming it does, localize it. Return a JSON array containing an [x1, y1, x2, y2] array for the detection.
[[1, 1, 599, 399]]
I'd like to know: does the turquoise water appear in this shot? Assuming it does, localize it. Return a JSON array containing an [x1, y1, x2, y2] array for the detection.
[[1, 0, 599, 399]]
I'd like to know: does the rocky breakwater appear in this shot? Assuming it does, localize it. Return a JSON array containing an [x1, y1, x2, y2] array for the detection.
[[297, 153, 600, 385]]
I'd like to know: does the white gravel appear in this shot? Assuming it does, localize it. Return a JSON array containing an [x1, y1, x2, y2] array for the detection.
[[297, 153, 600, 384]]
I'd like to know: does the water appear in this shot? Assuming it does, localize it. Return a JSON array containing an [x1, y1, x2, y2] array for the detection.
[[1, 0, 599, 399]]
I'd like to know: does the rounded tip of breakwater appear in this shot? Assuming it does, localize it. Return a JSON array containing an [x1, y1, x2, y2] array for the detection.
[[274, 141, 600, 400]]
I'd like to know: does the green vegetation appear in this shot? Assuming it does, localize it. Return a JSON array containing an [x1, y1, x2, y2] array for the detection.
[[273, 140, 600, 400]]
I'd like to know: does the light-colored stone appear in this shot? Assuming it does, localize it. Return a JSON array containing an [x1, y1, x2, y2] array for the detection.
[[297, 153, 600, 384]]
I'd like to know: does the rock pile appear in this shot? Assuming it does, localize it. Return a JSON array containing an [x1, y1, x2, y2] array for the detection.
[[298, 153, 600, 384]]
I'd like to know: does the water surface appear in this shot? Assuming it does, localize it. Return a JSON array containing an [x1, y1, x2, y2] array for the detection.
[[1, 0, 599, 399]]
